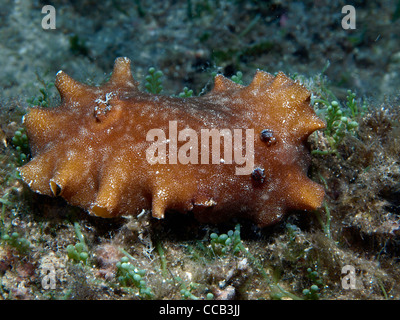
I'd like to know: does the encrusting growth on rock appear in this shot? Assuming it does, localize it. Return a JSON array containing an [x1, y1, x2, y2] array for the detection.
[[19, 57, 325, 227]]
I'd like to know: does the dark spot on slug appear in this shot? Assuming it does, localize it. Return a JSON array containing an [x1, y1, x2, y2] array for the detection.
[[260, 129, 277, 146], [251, 167, 265, 184]]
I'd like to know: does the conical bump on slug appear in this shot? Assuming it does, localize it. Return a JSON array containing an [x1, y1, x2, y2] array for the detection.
[[18, 150, 56, 195], [246, 71, 306, 104], [19, 56, 326, 228], [89, 158, 130, 218], [22, 108, 65, 155], [283, 167, 325, 211], [108, 57, 139, 88], [55, 57, 139, 107], [246, 70, 275, 92], [211, 74, 244, 93], [243, 70, 325, 140], [55, 71, 94, 103]]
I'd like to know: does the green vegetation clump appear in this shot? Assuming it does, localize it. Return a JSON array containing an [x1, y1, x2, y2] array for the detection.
[[134, 0, 145, 17], [345, 89, 367, 118], [26, 73, 54, 108], [194, 224, 304, 300], [209, 225, 242, 256], [116, 256, 153, 298], [1, 231, 31, 254], [302, 284, 320, 300], [69, 34, 90, 57], [66, 222, 89, 264], [145, 67, 163, 94], [231, 71, 243, 84], [10, 128, 29, 165], [312, 88, 365, 155], [177, 278, 201, 300], [178, 87, 194, 98], [66, 242, 89, 264], [302, 267, 323, 300]]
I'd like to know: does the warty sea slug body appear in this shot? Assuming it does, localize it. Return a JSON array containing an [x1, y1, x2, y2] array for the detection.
[[19, 57, 325, 227]]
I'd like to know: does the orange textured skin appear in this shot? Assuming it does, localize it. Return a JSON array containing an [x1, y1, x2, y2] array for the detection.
[[19, 57, 325, 227]]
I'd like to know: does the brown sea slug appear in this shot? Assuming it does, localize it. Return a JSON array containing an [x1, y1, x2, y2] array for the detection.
[[19, 57, 325, 227]]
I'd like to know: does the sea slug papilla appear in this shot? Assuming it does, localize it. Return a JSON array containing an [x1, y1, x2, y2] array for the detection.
[[19, 57, 326, 227]]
